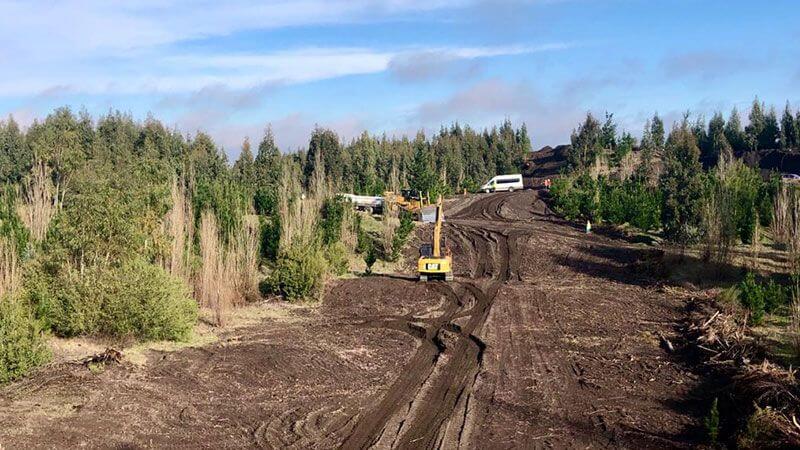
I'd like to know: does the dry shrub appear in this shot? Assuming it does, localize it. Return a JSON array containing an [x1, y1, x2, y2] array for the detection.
[[588, 155, 611, 180], [773, 183, 800, 271], [773, 183, 791, 246], [17, 160, 56, 242], [618, 151, 637, 181], [231, 215, 260, 302], [340, 206, 358, 250], [278, 158, 325, 253], [381, 202, 399, 257], [0, 237, 19, 299], [197, 211, 235, 326], [790, 278, 800, 359], [162, 176, 193, 283]]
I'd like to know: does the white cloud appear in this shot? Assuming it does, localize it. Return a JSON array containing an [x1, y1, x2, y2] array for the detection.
[[0, 44, 568, 96], [0, 0, 469, 59]]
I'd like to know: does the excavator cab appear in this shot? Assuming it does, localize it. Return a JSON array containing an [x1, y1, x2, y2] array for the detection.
[[418, 197, 453, 282]]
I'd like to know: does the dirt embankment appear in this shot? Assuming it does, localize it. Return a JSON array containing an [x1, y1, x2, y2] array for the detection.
[[1, 189, 714, 449]]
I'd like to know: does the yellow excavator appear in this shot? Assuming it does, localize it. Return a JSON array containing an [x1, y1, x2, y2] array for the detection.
[[418, 196, 453, 282]]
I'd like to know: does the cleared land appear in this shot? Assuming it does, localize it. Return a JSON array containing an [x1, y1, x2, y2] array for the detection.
[[0, 185, 710, 449]]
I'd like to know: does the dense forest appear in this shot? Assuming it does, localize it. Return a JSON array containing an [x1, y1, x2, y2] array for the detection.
[[0, 107, 530, 383]]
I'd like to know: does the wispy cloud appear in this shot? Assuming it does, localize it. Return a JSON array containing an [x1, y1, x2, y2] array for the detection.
[[661, 50, 754, 81], [156, 83, 278, 110], [413, 78, 582, 145], [388, 44, 568, 83], [0, 44, 569, 96]]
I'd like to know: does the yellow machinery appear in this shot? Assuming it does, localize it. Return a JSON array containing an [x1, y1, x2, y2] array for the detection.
[[384, 189, 427, 215], [418, 197, 453, 282]]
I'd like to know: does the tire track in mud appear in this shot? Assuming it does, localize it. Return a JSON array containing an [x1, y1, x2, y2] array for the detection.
[[342, 193, 521, 449]]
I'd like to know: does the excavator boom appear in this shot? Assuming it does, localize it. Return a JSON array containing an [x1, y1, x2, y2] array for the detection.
[[417, 196, 452, 282]]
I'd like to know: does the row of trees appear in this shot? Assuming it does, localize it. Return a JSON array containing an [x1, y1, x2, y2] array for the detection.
[[569, 99, 800, 174], [557, 99, 794, 248]]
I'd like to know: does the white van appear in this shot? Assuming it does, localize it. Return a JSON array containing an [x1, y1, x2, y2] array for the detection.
[[480, 174, 524, 193]]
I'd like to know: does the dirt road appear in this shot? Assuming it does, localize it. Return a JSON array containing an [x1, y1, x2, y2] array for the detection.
[[0, 189, 705, 449]]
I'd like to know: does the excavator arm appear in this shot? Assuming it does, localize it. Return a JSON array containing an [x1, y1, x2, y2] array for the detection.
[[417, 196, 453, 282]]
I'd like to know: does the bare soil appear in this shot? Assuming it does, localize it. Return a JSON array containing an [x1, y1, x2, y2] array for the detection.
[[0, 189, 709, 449]]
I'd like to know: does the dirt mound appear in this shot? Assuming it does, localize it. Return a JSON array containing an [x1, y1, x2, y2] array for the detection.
[[525, 144, 570, 181]]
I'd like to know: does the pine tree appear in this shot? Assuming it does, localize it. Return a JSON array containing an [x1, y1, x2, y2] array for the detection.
[[707, 112, 732, 165], [746, 98, 765, 150], [692, 115, 709, 162], [254, 128, 282, 215], [780, 102, 797, 150], [409, 131, 438, 198], [0, 116, 31, 183], [797, 109, 800, 149], [613, 131, 634, 167], [651, 113, 666, 157], [305, 127, 342, 188], [660, 120, 704, 244], [725, 106, 747, 154], [762, 106, 780, 150], [636, 119, 655, 182], [569, 112, 602, 168], [600, 112, 617, 150], [233, 137, 255, 187]]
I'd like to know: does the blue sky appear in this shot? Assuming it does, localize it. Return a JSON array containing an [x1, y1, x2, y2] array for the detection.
[[1, 0, 798, 156]]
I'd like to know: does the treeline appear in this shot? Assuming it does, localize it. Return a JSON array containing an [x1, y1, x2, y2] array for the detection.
[[291, 121, 531, 197], [569, 98, 800, 172], [554, 98, 800, 247], [0, 107, 529, 383]]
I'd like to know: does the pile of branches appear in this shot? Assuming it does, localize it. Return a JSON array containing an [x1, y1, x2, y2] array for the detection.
[[81, 348, 123, 366], [687, 306, 761, 365], [686, 299, 800, 446], [734, 362, 800, 444]]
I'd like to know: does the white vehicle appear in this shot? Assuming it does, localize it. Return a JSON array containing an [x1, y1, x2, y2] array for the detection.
[[338, 193, 384, 214], [480, 174, 524, 193]]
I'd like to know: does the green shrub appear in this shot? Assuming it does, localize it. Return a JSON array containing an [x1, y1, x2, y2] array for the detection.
[[550, 173, 599, 220], [0, 296, 51, 384], [96, 259, 197, 341], [324, 242, 349, 276], [390, 211, 415, 260], [266, 244, 328, 301], [738, 272, 766, 325], [260, 216, 280, 262], [763, 279, 787, 313], [27, 267, 102, 337], [364, 242, 378, 274], [553, 174, 661, 231], [28, 260, 197, 341], [624, 180, 662, 231], [319, 197, 347, 246], [737, 406, 781, 449], [704, 397, 720, 444], [599, 178, 662, 231]]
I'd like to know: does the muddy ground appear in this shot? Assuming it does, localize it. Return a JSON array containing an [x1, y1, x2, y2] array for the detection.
[[0, 189, 710, 449]]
